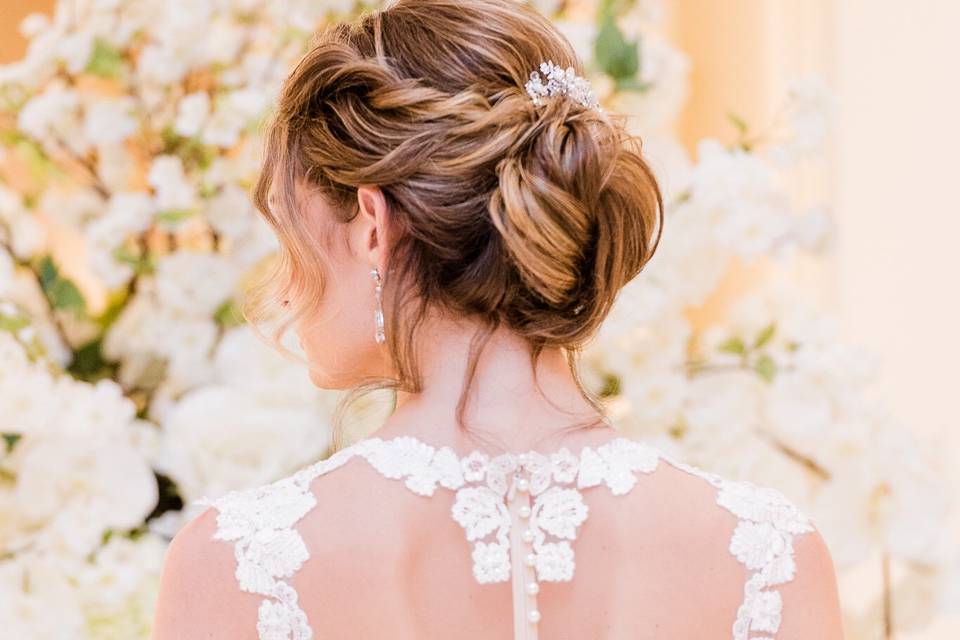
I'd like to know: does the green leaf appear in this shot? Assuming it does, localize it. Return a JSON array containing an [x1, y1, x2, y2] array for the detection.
[[111, 245, 154, 275], [598, 372, 621, 398], [159, 123, 217, 171], [213, 298, 244, 328], [85, 38, 124, 79], [718, 336, 746, 356], [754, 354, 777, 382], [2, 433, 21, 452], [0, 312, 30, 333], [155, 208, 196, 224], [67, 336, 117, 383], [727, 111, 749, 135], [753, 323, 776, 349], [38, 256, 86, 312], [613, 77, 653, 93], [0, 128, 27, 146], [594, 12, 639, 81], [15, 137, 56, 183], [93, 286, 132, 331]]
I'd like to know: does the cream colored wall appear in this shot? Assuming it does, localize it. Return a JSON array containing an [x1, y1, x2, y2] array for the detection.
[[831, 0, 960, 443], [831, 5, 960, 633]]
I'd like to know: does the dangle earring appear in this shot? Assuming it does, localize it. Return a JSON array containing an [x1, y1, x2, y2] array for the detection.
[[370, 267, 386, 344]]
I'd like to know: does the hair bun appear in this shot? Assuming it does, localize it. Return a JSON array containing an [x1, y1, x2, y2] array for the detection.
[[488, 100, 663, 340]]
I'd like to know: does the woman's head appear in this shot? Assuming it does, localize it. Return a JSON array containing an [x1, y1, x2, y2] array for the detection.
[[245, 0, 664, 447]]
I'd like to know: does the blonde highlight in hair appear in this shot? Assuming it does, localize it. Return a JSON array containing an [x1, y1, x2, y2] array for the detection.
[[242, 0, 665, 452]]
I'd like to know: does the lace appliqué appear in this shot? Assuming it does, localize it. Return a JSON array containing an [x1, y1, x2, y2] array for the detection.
[[194, 435, 815, 640], [193, 443, 363, 640], [449, 438, 661, 583], [658, 456, 816, 640]]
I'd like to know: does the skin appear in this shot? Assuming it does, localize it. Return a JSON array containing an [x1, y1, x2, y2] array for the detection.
[[151, 184, 846, 639], [293, 181, 616, 454]]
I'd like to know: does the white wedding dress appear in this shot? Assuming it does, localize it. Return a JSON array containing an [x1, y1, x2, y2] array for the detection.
[[193, 433, 815, 640]]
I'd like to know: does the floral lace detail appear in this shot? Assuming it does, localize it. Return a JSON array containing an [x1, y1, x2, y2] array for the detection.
[[448, 438, 660, 584], [657, 455, 816, 639], [194, 435, 815, 640], [193, 442, 364, 640]]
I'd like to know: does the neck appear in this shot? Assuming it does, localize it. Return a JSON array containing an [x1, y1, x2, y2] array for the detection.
[[382, 311, 609, 453]]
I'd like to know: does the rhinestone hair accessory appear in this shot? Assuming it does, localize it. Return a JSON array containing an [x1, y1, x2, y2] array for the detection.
[[524, 60, 602, 112]]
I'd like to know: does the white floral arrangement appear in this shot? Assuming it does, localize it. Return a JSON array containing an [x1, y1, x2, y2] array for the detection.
[[0, 0, 955, 638]]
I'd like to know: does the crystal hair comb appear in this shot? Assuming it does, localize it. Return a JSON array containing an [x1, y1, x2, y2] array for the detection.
[[524, 60, 602, 112]]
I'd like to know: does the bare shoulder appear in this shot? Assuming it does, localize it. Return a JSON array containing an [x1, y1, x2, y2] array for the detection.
[[777, 522, 845, 638], [152, 504, 261, 640], [294, 451, 427, 562], [151, 446, 383, 640], [619, 444, 844, 638]]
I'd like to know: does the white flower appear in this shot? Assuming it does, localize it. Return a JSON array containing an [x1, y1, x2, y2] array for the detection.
[[17, 80, 80, 144], [204, 182, 253, 238], [84, 191, 154, 288], [162, 317, 219, 391], [148, 155, 195, 213], [765, 74, 835, 165], [72, 532, 167, 614], [55, 376, 139, 439], [83, 96, 138, 147], [19, 12, 50, 39], [136, 43, 188, 86], [154, 250, 238, 317], [682, 370, 763, 446], [57, 31, 94, 75], [155, 386, 329, 504], [204, 18, 247, 66], [175, 91, 211, 137], [201, 88, 267, 149], [0, 553, 85, 639], [214, 326, 319, 406], [14, 437, 158, 556], [763, 371, 832, 445]]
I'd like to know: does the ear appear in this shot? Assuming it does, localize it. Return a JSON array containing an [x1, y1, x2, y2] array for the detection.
[[356, 185, 390, 271]]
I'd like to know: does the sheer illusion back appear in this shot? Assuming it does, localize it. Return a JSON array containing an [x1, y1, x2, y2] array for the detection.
[[193, 432, 816, 639]]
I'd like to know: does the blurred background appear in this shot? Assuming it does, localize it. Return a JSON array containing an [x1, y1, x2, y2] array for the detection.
[[0, 1, 956, 638]]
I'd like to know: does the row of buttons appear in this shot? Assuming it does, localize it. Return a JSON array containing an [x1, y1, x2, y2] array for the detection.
[[515, 470, 540, 626]]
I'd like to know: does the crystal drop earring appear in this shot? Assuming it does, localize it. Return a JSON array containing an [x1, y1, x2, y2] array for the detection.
[[370, 267, 385, 344]]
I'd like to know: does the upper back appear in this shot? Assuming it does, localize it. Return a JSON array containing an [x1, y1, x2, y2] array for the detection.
[[186, 431, 832, 640]]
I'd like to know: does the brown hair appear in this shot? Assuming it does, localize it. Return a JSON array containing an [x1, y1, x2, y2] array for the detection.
[[244, 0, 664, 452]]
